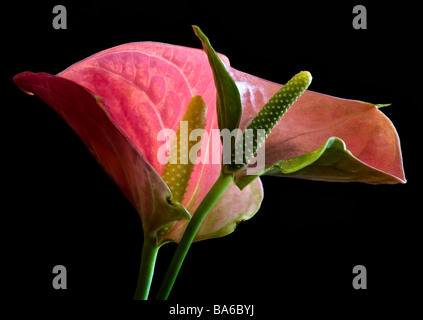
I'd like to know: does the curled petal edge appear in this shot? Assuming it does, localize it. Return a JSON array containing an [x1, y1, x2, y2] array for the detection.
[[234, 137, 406, 190]]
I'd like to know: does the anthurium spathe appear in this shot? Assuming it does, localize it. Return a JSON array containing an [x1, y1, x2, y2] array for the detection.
[[190, 25, 405, 186], [14, 71, 191, 239], [14, 42, 264, 300], [228, 67, 406, 187], [13, 44, 264, 246]]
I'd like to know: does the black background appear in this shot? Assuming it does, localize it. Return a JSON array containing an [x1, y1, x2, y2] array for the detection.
[[4, 0, 421, 315]]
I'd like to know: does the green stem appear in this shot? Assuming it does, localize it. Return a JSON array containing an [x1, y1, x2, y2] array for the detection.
[[134, 235, 159, 300], [156, 172, 233, 300]]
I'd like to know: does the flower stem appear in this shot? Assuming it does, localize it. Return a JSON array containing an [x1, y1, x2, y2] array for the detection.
[[133, 235, 159, 300], [156, 172, 234, 300]]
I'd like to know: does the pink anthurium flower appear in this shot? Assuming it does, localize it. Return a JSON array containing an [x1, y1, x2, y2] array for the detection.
[[13, 29, 405, 299], [14, 40, 406, 242], [13, 43, 264, 246]]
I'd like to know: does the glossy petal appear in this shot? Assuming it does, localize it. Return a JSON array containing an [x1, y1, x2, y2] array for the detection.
[[229, 68, 406, 185], [58, 42, 224, 212], [13, 72, 189, 244]]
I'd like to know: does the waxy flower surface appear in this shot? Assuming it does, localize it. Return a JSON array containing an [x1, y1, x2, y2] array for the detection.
[[14, 41, 405, 246], [14, 28, 405, 300]]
